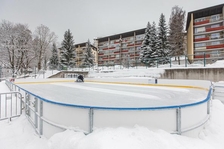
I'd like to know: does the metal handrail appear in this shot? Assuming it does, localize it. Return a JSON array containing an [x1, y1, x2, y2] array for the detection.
[[0, 91, 23, 121]]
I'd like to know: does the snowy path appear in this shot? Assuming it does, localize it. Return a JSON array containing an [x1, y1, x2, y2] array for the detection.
[[17, 82, 208, 108]]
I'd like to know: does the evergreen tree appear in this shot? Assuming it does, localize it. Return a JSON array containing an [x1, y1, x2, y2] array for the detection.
[[140, 22, 152, 65], [81, 39, 94, 67], [157, 13, 169, 64], [60, 29, 75, 69], [150, 22, 160, 58], [49, 43, 59, 70], [140, 22, 159, 67]]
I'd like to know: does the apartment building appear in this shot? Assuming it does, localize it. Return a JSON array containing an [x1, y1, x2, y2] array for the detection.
[[75, 42, 97, 67], [186, 4, 224, 62], [94, 28, 145, 67]]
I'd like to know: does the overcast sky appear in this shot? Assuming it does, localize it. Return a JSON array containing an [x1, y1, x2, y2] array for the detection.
[[0, 0, 223, 44]]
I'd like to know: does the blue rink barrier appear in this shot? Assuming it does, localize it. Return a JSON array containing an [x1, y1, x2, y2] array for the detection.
[[5, 79, 213, 138]]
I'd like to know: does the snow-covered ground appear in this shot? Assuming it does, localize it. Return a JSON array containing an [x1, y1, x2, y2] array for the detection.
[[1, 61, 224, 149]]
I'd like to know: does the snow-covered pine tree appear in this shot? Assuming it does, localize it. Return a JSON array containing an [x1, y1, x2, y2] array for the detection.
[[81, 39, 94, 67], [140, 22, 161, 67], [49, 43, 59, 70], [60, 29, 76, 69], [157, 13, 169, 64], [150, 22, 160, 59], [140, 22, 154, 66]]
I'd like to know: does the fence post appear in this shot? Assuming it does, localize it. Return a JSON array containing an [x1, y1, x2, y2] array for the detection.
[[89, 108, 94, 133], [35, 97, 38, 129], [207, 100, 210, 114], [185, 55, 187, 67], [176, 107, 181, 135], [39, 100, 43, 135], [25, 93, 30, 116], [169, 57, 172, 68], [19, 93, 23, 115], [203, 52, 206, 67]]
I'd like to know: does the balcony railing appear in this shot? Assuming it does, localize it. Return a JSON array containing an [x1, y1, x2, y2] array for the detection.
[[206, 26, 224, 32], [207, 44, 224, 49], [194, 20, 210, 25], [194, 37, 210, 42], [194, 16, 223, 26]]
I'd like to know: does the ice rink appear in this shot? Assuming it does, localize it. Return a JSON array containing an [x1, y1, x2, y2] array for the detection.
[[17, 82, 208, 108]]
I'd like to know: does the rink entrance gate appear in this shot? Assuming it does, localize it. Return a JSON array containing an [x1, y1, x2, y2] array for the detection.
[[0, 91, 23, 121]]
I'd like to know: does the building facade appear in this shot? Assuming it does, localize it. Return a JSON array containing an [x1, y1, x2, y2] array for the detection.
[[94, 28, 145, 67], [75, 42, 97, 67], [186, 4, 224, 63]]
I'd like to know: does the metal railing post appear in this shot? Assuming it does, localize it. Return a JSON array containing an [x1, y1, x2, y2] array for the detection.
[[176, 107, 181, 135], [89, 108, 94, 133], [35, 97, 38, 129], [207, 100, 210, 114], [25, 92, 30, 116], [185, 55, 187, 67], [39, 100, 43, 135], [203, 52, 206, 67], [19, 93, 23, 115], [5, 94, 7, 118], [169, 57, 171, 68]]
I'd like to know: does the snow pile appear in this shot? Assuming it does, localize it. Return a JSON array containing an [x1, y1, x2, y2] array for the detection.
[[48, 100, 224, 149]]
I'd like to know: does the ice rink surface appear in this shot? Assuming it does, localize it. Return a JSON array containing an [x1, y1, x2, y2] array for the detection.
[[17, 82, 208, 108]]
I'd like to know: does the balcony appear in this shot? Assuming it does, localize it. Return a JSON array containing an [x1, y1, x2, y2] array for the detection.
[[102, 47, 115, 50], [194, 20, 210, 25], [194, 16, 223, 27], [206, 26, 224, 32], [194, 37, 209, 42], [206, 44, 224, 49], [121, 50, 128, 53]]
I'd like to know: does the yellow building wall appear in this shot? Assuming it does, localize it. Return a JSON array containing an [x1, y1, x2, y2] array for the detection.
[[187, 13, 194, 63]]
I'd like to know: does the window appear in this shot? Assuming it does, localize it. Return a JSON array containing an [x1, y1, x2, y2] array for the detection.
[[211, 33, 220, 39], [195, 17, 205, 23], [211, 41, 220, 45], [195, 43, 206, 48], [195, 27, 205, 33], [211, 24, 220, 28], [211, 51, 219, 54], [195, 35, 205, 39], [210, 15, 220, 22]]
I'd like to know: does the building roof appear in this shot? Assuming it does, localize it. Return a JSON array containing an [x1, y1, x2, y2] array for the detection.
[[186, 3, 224, 30], [75, 42, 87, 48], [75, 42, 97, 51], [96, 28, 146, 42]]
